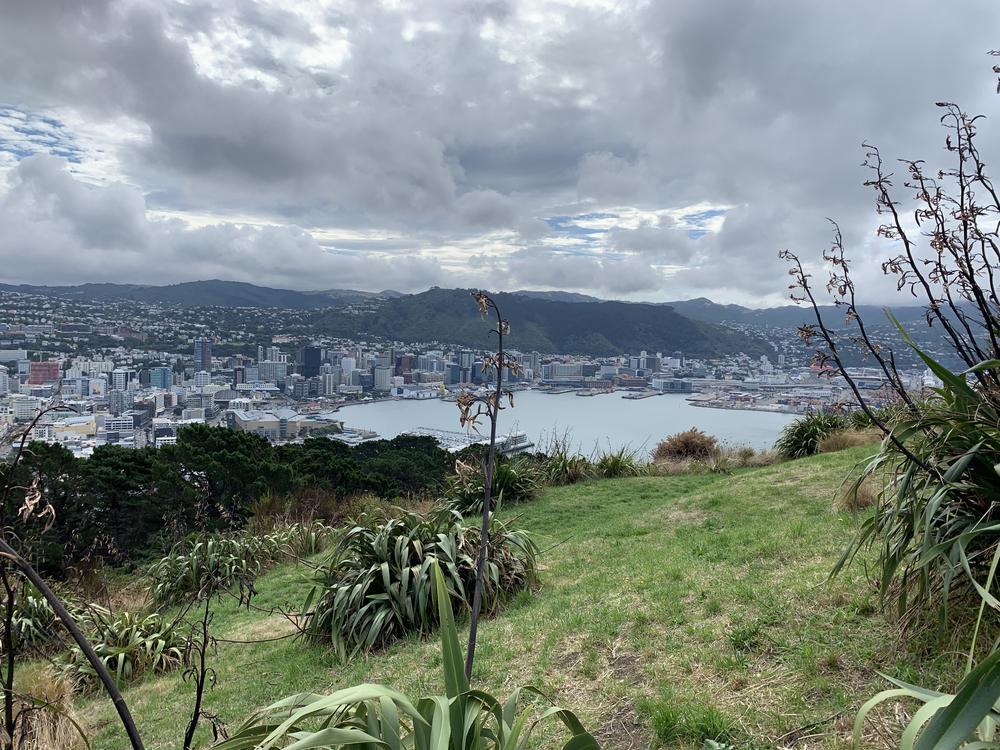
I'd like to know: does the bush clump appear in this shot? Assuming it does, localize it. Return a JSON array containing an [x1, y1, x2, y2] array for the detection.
[[4, 585, 62, 655], [148, 521, 336, 604], [654, 428, 719, 461], [595, 447, 646, 478], [55, 609, 185, 691], [540, 437, 594, 485], [303, 509, 537, 659], [445, 454, 542, 514], [774, 412, 848, 458]]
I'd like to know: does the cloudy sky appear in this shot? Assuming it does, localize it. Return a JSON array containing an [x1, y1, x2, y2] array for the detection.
[[1, 0, 998, 305]]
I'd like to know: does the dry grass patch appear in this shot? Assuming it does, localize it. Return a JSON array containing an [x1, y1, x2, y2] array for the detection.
[[836, 474, 881, 511], [818, 428, 881, 454], [13, 665, 83, 750]]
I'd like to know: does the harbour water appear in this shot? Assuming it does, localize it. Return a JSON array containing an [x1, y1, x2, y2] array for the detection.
[[336, 390, 796, 456]]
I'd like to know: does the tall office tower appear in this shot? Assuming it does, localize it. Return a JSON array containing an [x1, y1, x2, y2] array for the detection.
[[300, 346, 321, 378], [111, 368, 136, 391], [149, 366, 173, 389], [193, 338, 212, 372], [373, 365, 393, 391]]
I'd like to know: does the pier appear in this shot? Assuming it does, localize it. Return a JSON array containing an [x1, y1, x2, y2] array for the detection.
[[406, 427, 534, 454]]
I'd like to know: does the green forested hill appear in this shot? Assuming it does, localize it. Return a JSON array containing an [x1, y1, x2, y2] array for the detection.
[[314, 288, 773, 357]]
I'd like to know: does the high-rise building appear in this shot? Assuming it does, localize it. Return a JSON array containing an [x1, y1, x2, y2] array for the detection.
[[0, 366, 8, 395], [193, 338, 212, 372], [341, 356, 356, 374], [258, 360, 288, 383], [396, 354, 415, 375], [149, 366, 173, 389], [322, 372, 340, 395], [108, 389, 132, 416], [27, 360, 61, 385], [194, 370, 211, 388], [111, 368, 136, 391], [233, 366, 246, 386], [373, 365, 393, 391], [300, 346, 321, 378]]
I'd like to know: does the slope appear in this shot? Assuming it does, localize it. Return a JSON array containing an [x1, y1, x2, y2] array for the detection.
[[79, 446, 955, 750]]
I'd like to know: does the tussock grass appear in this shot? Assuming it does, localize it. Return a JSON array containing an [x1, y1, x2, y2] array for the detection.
[[14, 665, 82, 750], [836, 474, 881, 512]]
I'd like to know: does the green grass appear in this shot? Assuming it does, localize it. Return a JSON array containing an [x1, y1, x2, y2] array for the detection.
[[78, 446, 959, 749]]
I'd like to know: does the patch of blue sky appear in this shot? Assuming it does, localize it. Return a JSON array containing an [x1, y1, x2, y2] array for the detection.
[[0, 106, 84, 163], [544, 213, 613, 236], [682, 208, 726, 224], [676, 207, 727, 239]]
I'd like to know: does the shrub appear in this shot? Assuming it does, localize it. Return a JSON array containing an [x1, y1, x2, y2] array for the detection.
[[774, 412, 848, 458], [855, 649, 1000, 750], [834, 345, 1000, 622], [148, 535, 270, 605], [148, 522, 335, 604], [303, 510, 537, 659], [445, 454, 541, 515], [595, 447, 645, 478], [220, 562, 598, 750], [542, 437, 594, 485], [55, 609, 185, 691], [654, 428, 718, 461], [269, 521, 338, 558], [6, 585, 61, 654]]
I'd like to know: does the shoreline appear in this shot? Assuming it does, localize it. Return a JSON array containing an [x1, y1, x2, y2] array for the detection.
[[689, 400, 803, 415]]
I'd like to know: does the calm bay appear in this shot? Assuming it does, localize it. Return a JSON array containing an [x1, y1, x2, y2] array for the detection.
[[336, 389, 797, 456]]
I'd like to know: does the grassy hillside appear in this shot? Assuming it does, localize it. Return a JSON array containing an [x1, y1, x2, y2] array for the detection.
[[80, 446, 955, 749]]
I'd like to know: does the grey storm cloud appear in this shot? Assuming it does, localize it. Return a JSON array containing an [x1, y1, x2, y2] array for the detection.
[[0, 0, 998, 303]]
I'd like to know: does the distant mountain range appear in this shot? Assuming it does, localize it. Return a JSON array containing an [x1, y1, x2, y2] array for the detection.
[[661, 297, 929, 328], [514, 291, 927, 329], [313, 288, 773, 358], [3, 278, 934, 357], [0, 280, 403, 309]]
